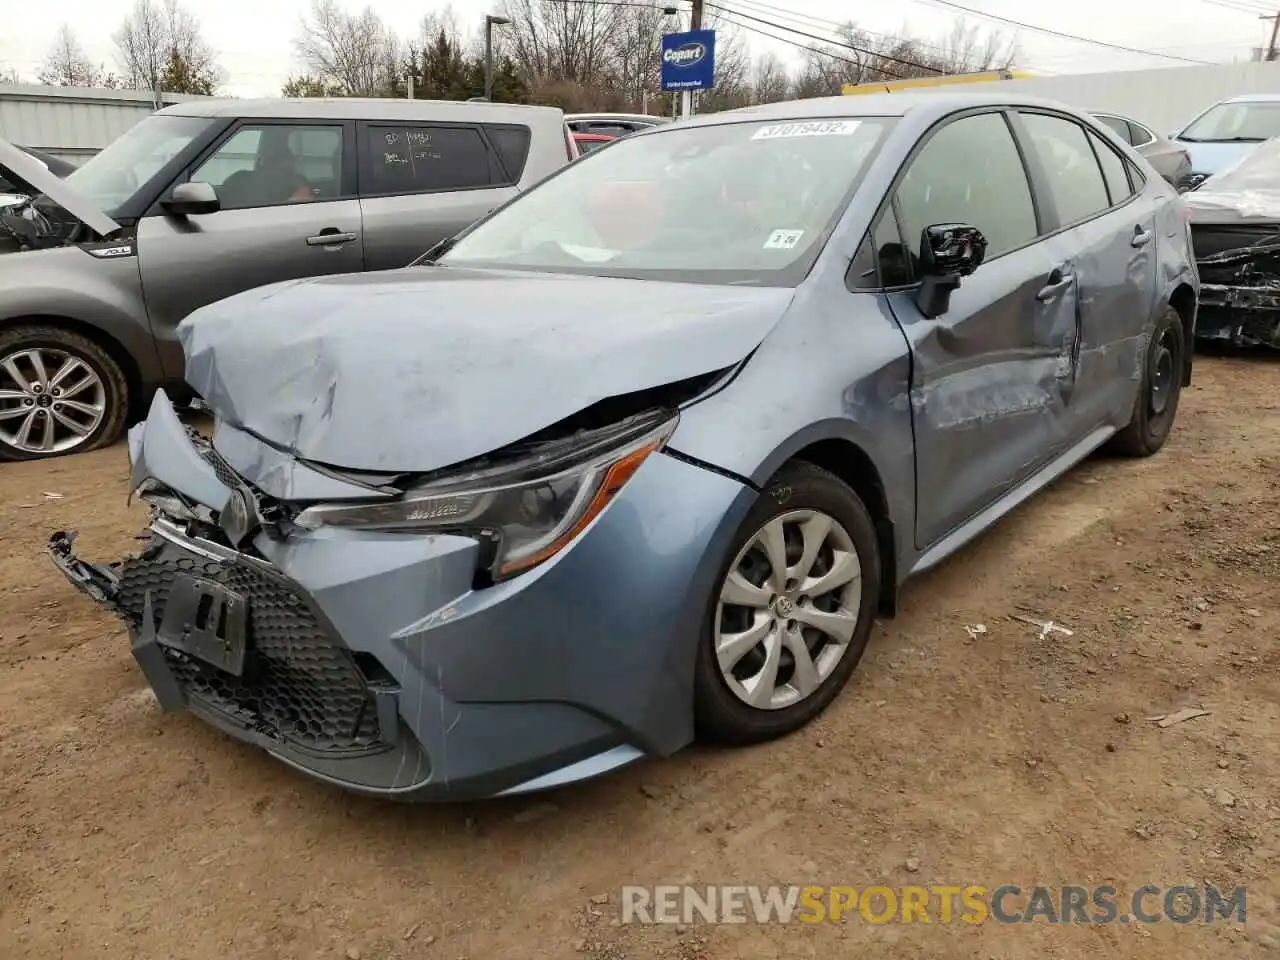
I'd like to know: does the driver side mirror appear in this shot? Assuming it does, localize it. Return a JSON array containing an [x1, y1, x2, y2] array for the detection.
[[162, 180, 220, 217], [914, 222, 987, 319]]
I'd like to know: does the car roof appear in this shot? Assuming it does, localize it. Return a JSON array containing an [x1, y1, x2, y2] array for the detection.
[[566, 112, 669, 122], [674, 90, 1094, 129], [157, 98, 565, 123], [1220, 93, 1280, 104]]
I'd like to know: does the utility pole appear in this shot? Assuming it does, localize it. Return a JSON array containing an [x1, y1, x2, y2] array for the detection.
[[681, 0, 703, 122], [484, 14, 511, 101], [1264, 11, 1280, 61]]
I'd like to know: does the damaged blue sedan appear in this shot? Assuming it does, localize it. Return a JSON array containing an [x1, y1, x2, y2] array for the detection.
[[50, 93, 1198, 800]]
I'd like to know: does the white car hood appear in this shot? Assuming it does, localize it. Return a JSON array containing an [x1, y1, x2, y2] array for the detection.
[[0, 138, 120, 237]]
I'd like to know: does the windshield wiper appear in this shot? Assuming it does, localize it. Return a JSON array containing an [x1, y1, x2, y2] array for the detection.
[[1197, 136, 1266, 143], [416, 235, 457, 265]]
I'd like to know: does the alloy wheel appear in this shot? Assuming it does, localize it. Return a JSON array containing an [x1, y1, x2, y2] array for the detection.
[[0, 347, 107, 455], [713, 509, 862, 711]]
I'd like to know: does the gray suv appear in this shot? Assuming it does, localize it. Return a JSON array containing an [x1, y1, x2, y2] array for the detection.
[[0, 98, 574, 461]]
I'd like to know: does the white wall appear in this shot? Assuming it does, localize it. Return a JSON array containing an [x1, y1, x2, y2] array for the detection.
[[958, 63, 1280, 135]]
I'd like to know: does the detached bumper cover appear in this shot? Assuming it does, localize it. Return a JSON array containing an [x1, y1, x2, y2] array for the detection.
[[47, 402, 754, 801]]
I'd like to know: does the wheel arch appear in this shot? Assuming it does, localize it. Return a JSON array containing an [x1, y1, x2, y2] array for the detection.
[[1166, 282, 1196, 386], [787, 438, 899, 618], [0, 314, 144, 417]]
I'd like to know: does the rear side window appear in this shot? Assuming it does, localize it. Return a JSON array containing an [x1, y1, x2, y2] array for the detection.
[[484, 124, 531, 181], [360, 124, 495, 196], [895, 111, 1038, 262], [1088, 129, 1136, 206], [1019, 112, 1111, 228], [1093, 114, 1134, 145], [580, 122, 633, 137], [1126, 121, 1154, 147]]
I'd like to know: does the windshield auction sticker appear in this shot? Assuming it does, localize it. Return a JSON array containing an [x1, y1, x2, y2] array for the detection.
[[751, 120, 862, 140], [764, 229, 805, 249]]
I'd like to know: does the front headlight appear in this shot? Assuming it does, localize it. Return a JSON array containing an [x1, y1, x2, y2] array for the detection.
[[292, 412, 678, 581]]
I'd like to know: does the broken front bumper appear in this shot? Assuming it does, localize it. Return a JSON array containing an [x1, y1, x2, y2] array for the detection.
[[48, 390, 754, 801], [1194, 233, 1280, 348]]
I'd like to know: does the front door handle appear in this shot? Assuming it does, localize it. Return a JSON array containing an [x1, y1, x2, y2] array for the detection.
[[1036, 270, 1074, 302], [1131, 226, 1153, 248], [306, 230, 357, 247]]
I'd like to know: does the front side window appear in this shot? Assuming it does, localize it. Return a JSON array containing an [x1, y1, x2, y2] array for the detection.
[[895, 111, 1038, 264], [65, 113, 215, 215], [1179, 100, 1280, 142], [438, 117, 894, 286], [191, 123, 344, 210], [1019, 112, 1111, 228], [361, 125, 494, 196]]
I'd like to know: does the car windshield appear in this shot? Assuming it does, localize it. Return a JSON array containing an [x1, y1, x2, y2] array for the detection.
[[1196, 135, 1280, 194], [438, 116, 894, 286], [1179, 101, 1280, 142], [65, 114, 215, 215]]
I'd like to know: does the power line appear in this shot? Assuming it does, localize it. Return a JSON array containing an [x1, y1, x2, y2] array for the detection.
[[706, 2, 946, 73], [1201, 0, 1276, 14], [730, 0, 979, 63], [710, 7, 907, 79], [907, 0, 1219, 64]]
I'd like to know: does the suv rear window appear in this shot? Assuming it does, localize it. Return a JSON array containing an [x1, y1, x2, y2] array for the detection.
[[484, 124, 531, 181], [360, 124, 497, 196]]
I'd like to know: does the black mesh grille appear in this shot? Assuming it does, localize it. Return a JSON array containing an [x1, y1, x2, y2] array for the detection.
[[200, 447, 240, 489], [116, 551, 387, 757]]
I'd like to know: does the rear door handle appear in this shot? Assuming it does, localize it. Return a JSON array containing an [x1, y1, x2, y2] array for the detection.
[[1131, 226, 1153, 248], [1036, 271, 1074, 302], [306, 231, 357, 247]]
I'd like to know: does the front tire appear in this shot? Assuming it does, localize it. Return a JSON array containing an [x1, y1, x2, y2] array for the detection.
[[0, 324, 129, 462], [1107, 305, 1185, 457], [694, 461, 881, 745]]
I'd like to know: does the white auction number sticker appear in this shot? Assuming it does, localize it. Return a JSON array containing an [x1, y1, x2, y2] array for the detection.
[[751, 120, 862, 140]]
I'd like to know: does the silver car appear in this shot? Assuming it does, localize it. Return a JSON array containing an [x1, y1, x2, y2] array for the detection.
[[1091, 112, 1191, 188], [51, 92, 1195, 801], [0, 99, 574, 462]]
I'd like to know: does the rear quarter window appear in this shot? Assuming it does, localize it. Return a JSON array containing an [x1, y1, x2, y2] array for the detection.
[[484, 124, 532, 182]]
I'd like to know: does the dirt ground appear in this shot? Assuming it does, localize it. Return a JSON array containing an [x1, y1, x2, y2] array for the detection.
[[2, 355, 1279, 960]]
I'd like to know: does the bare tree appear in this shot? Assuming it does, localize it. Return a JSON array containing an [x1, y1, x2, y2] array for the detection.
[[39, 25, 104, 87], [500, 0, 626, 88], [787, 18, 1019, 100], [750, 52, 791, 105], [0, 64, 21, 85], [294, 0, 398, 96], [114, 0, 221, 93], [927, 20, 1019, 74], [608, 4, 668, 113]]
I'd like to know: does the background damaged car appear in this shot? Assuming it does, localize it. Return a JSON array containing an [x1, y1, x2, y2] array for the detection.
[[49, 93, 1196, 802], [1185, 136, 1280, 349]]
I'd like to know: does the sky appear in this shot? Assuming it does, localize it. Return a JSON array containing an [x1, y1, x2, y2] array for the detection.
[[0, 0, 1275, 97]]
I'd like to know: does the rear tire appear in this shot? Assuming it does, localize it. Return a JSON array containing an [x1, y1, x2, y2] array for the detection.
[[1107, 305, 1185, 457], [0, 324, 129, 462], [694, 461, 881, 745]]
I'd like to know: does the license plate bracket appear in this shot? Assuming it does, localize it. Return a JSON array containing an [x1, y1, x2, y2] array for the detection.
[[156, 573, 249, 676]]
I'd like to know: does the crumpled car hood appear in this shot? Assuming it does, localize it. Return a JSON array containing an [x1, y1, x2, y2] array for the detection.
[[180, 265, 795, 473]]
